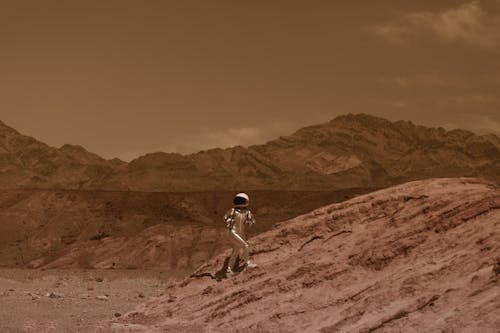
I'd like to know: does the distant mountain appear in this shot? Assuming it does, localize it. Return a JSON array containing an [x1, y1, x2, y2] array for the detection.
[[0, 120, 124, 189], [1, 114, 498, 191]]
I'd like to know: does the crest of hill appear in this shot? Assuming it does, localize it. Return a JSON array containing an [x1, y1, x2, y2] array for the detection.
[[0, 120, 122, 189], [108, 114, 499, 191], [109, 177, 500, 332]]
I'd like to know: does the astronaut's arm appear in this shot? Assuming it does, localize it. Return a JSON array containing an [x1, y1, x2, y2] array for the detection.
[[246, 211, 256, 226], [224, 208, 235, 228]]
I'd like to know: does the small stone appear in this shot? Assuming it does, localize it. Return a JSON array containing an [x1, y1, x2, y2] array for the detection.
[[202, 286, 213, 295], [46, 292, 62, 298], [26, 292, 40, 300], [54, 281, 65, 288], [138, 293, 145, 298], [493, 258, 500, 275], [87, 287, 94, 291], [114, 312, 122, 318], [95, 277, 104, 282], [96, 295, 108, 301]]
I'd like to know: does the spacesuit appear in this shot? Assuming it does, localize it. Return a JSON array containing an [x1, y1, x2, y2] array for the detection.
[[224, 193, 257, 275]]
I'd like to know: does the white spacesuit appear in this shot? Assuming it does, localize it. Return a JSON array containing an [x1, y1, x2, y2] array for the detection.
[[224, 193, 257, 276]]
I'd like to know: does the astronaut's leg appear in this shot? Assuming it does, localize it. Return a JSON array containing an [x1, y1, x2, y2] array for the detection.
[[227, 229, 257, 271], [227, 245, 240, 272], [227, 230, 250, 273]]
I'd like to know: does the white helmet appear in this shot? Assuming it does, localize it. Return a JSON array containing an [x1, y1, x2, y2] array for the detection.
[[233, 192, 250, 207]]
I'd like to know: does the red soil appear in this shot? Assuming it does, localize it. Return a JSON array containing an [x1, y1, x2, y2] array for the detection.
[[108, 178, 500, 332]]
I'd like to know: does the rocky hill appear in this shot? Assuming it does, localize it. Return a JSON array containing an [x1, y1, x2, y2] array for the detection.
[[108, 178, 500, 332], [0, 187, 368, 269], [0, 120, 123, 189], [104, 114, 500, 191], [1, 115, 499, 191]]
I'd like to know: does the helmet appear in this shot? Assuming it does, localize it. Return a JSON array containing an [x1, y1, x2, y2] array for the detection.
[[233, 192, 250, 207]]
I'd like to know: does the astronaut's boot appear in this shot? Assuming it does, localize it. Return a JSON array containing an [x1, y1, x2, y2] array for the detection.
[[246, 261, 258, 269]]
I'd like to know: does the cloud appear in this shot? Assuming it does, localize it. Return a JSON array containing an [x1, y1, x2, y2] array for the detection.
[[115, 127, 265, 161], [373, 1, 500, 48], [113, 118, 334, 161], [201, 127, 264, 150], [185, 120, 307, 153], [380, 73, 466, 89], [444, 114, 500, 136], [391, 100, 408, 108], [474, 115, 500, 134]]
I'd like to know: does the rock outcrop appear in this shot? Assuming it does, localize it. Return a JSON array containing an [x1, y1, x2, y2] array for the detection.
[[0, 188, 368, 268], [109, 178, 500, 332]]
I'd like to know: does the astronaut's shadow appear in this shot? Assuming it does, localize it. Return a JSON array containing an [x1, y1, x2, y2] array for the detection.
[[214, 256, 246, 280]]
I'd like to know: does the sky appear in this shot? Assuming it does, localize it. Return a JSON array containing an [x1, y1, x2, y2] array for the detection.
[[1, 0, 499, 161]]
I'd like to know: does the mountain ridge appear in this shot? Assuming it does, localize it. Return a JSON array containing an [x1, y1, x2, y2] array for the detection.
[[1, 113, 498, 191]]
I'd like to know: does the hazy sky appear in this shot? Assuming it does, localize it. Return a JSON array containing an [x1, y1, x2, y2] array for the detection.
[[1, 0, 499, 161]]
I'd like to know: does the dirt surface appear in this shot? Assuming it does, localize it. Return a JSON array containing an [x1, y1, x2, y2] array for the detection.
[[109, 178, 500, 332], [0, 269, 188, 332]]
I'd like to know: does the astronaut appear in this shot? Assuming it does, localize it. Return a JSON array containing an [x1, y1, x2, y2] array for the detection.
[[224, 192, 257, 276]]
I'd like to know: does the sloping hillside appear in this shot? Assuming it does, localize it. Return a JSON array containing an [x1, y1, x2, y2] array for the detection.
[[109, 178, 500, 332], [0, 188, 368, 268]]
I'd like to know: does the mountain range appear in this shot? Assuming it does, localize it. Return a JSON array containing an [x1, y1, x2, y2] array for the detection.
[[1, 113, 499, 191]]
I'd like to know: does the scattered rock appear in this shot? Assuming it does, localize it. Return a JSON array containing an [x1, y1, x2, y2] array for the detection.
[[138, 293, 145, 298], [493, 259, 500, 276], [53, 280, 67, 288], [95, 277, 104, 282], [202, 286, 213, 295], [96, 295, 108, 301], [114, 312, 122, 318], [26, 292, 40, 300], [45, 292, 62, 298]]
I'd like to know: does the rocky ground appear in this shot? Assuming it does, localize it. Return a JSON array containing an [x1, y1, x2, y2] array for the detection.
[[108, 178, 500, 332], [0, 269, 188, 332], [1, 178, 498, 332]]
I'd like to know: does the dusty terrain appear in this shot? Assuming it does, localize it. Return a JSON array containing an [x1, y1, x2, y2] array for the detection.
[[0, 268, 187, 332], [1, 114, 499, 191], [108, 178, 500, 332]]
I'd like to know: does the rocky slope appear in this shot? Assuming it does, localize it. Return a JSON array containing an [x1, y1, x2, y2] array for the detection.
[[1, 114, 499, 191], [108, 178, 500, 332], [0, 188, 368, 269]]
